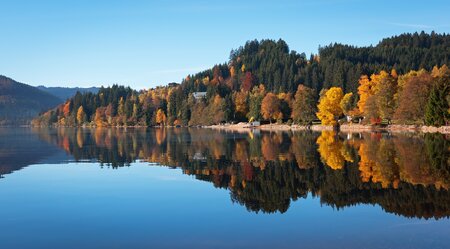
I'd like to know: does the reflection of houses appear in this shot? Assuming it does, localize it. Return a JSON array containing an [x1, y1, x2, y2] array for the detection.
[[192, 92, 207, 100], [250, 121, 260, 127], [192, 152, 206, 161]]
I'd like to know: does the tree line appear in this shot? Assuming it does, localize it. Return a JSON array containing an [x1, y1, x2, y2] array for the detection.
[[32, 32, 449, 127]]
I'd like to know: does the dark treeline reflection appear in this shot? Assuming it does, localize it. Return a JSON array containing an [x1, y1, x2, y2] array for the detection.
[[32, 127, 450, 218], [0, 128, 60, 177]]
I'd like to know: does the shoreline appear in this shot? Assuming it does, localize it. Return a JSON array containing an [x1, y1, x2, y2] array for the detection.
[[207, 123, 450, 134], [21, 123, 450, 134]]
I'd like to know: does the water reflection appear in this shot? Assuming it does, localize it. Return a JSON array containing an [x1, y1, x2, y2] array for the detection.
[[2, 127, 449, 218]]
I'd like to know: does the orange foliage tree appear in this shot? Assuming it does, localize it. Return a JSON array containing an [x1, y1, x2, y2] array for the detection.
[[261, 93, 281, 123], [156, 109, 167, 126], [63, 101, 71, 117]]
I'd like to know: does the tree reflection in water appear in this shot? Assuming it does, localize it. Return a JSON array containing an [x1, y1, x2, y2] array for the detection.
[[31, 127, 450, 218]]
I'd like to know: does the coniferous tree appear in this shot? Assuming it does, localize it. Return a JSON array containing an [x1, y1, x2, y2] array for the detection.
[[425, 76, 449, 126]]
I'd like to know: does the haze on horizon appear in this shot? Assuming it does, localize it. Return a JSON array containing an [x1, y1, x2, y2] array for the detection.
[[1, 0, 449, 90]]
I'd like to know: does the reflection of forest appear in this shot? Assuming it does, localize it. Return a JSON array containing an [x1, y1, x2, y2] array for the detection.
[[33, 127, 450, 218], [0, 128, 61, 177]]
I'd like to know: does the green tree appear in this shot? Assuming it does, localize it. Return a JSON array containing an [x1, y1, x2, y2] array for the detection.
[[247, 85, 265, 121], [425, 76, 449, 126], [292, 85, 317, 124]]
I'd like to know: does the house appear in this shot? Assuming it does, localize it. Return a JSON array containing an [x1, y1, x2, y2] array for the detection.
[[192, 92, 207, 100]]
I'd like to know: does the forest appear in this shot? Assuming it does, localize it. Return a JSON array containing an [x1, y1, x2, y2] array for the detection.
[[32, 32, 450, 127]]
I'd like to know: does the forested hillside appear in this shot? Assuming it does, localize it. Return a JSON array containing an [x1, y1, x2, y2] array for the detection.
[[33, 32, 450, 127], [0, 76, 62, 125]]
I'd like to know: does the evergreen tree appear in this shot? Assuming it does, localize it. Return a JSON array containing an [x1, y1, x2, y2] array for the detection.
[[425, 76, 449, 126]]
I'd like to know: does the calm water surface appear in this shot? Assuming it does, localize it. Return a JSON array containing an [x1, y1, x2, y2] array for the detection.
[[0, 128, 449, 249]]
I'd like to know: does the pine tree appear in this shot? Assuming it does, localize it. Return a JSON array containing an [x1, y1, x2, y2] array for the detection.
[[425, 77, 449, 126]]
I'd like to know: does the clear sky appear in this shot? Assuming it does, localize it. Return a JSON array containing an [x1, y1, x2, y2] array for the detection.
[[0, 0, 449, 90]]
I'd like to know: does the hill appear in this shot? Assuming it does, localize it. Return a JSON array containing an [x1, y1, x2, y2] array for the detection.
[[37, 86, 100, 101], [0, 76, 62, 125], [33, 31, 449, 127]]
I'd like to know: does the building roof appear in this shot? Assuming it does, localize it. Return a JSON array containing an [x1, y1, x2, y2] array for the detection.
[[192, 92, 207, 99]]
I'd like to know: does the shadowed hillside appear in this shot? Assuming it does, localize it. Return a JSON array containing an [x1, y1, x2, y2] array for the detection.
[[0, 76, 62, 125]]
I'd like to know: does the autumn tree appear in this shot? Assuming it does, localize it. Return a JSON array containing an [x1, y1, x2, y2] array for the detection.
[[117, 97, 126, 126], [394, 72, 434, 123], [375, 73, 398, 120], [132, 103, 139, 123], [357, 75, 374, 114], [234, 91, 249, 120], [189, 102, 207, 126], [360, 72, 381, 107], [63, 101, 71, 117], [364, 95, 380, 124], [316, 87, 344, 126], [241, 72, 254, 92], [261, 93, 281, 123], [209, 95, 225, 124], [291, 84, 317, 124], [247, 84, 265, 121], [156, 109, 167, 126], [105, 103, 114, 125], [397, 69, 427, 92], [76, 106, 86, 125], [340, 92, 354, 117], [316, 131, 353, 170], [357, 70, 398, 121], [94, 107, 106, 127]]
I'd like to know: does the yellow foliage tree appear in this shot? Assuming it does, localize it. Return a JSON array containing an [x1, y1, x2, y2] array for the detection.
[[340, 92, 353, 116], [357, 75, 372, 113], [316, 131, 353, 170], [234, 91, 249, 117], [358, 137, 400, 189], [230, 66, 236, 78], [316, 87, 344, 125], [94, 107, 106, 127], [156, 109, 167, 126], [357, 70, 392, 117], [117, 97, 126, 125], [76, 106, 86, 125], [202, 76, 210, 85]]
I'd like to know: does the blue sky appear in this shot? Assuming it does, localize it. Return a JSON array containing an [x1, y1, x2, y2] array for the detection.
[[0, 0, 449, 90]]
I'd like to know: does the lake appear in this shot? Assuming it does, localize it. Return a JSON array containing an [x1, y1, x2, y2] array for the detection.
[[0, 127, 449, 249]]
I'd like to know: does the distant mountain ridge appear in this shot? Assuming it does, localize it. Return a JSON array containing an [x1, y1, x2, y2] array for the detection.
[[37, 86, 100, 101]]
